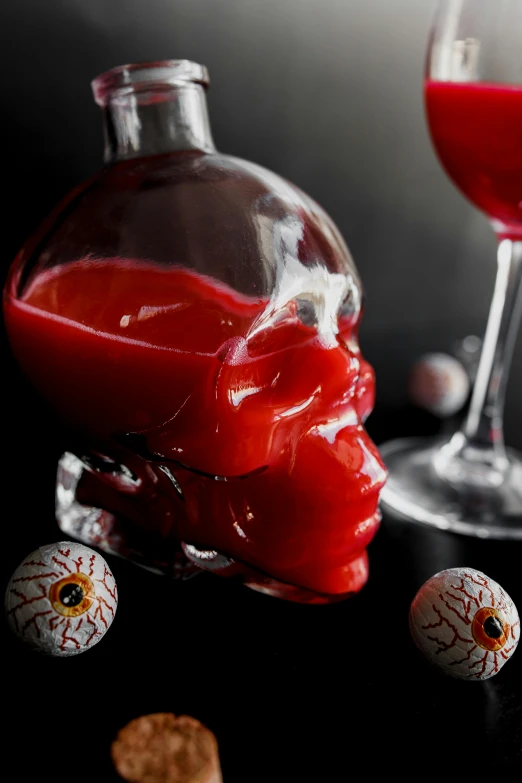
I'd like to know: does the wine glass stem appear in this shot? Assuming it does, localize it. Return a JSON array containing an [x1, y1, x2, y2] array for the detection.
[[436, 239, 522, 487], [463, 239, 522, 449]]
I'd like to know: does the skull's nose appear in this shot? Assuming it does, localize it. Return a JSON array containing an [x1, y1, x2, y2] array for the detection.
[[311, 339, 361, 408]]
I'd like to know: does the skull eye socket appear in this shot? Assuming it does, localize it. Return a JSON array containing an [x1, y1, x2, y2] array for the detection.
[[338, 288, 361, 325], [295, 298, 318, 328], [48, 573, 95, 617], [472, 606, 510, 651]]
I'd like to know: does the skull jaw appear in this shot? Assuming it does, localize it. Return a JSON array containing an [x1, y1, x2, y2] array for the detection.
[[180, 507, 381, 598], [242, 550, 369, 604], [56, 416, 385, 604], [55, 451, 380, 603], [176, 421, 386, 596]]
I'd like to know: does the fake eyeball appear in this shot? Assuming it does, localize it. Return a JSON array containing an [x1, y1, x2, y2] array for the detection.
[[409, 567, 519, 680], [409, 352, 470, 417], [4, 541, 117, 657]]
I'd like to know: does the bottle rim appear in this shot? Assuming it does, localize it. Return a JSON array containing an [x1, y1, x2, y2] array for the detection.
[[91, 59, 210, 106]]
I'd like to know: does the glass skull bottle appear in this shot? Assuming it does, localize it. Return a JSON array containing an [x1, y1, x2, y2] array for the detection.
[[3, 61, 387, 603]]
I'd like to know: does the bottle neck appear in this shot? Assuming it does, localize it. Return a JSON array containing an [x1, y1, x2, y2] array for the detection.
[[102, 83, 216, 163]]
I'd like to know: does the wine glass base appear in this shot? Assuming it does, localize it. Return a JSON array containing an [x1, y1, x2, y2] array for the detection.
[[379, 436, 522, 539]]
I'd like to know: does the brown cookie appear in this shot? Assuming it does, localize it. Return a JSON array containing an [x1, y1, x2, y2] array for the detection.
[[111, 713, 223, 783]]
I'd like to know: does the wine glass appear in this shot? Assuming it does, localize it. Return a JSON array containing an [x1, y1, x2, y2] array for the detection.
[[379, 0, 522, 538]]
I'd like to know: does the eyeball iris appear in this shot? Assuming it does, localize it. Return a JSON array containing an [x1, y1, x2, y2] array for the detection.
[[472, 606, 509, 652], [49, 573, 94, 617]]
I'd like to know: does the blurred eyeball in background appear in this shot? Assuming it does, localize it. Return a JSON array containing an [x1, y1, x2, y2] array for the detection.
[[409, 351, 471, 418]]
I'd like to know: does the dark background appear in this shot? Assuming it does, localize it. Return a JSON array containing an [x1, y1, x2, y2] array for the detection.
[[1, 1, 521, 779]]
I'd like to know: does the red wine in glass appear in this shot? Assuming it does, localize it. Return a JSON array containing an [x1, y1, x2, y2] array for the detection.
[[425, 81, 522, 239]]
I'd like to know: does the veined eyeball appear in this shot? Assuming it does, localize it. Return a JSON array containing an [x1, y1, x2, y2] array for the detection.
[[409, 352, 470, 417], [4, 541, 117, 657], [409, 567, 519, 680]]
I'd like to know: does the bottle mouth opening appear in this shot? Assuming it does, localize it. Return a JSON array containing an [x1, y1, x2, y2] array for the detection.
[[91, 59, 210, 106]]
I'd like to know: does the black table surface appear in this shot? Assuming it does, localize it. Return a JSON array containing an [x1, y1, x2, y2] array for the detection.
[[2, 399, 521, 780]]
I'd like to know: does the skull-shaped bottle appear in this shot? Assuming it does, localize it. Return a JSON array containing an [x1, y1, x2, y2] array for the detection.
[[3, 60, 387, 603]]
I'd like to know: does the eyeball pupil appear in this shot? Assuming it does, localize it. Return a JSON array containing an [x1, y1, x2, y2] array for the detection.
[[484, 615, 503, 639], [59, 583, 84, 607]]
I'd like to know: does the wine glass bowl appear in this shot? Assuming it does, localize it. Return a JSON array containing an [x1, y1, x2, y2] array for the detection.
[[379, 0, 522, 539]]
